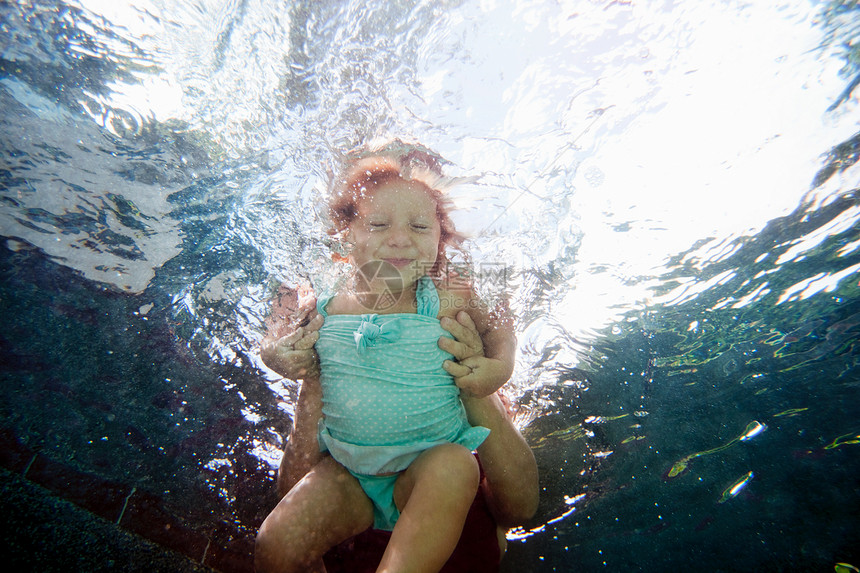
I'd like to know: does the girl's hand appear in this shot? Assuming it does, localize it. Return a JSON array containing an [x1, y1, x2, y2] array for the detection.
[[261, 312, 324, 379], [439, 311, 508, 398]]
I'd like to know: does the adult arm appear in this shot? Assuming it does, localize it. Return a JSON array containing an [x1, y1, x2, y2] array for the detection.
[[259, 287, 327, 497], [440, 300, 539, 525], [277, 374, 325, 497]]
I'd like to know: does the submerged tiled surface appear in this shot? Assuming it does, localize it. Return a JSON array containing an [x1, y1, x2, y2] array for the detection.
[[0, 428, 255, 572]]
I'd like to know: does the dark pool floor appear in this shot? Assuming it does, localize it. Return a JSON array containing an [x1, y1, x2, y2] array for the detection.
[[0, 428, 255, 572], [1, 467, 218, 572]]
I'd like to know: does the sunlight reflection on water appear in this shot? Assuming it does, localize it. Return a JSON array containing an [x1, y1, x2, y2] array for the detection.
[[4, 0, 858, 449]]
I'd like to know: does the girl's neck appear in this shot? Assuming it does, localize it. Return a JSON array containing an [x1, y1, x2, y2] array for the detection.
[[347, 275, 420, 314]]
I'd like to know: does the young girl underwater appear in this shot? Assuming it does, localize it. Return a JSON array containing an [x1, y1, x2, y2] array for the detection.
[[255, 142, 539, 573]]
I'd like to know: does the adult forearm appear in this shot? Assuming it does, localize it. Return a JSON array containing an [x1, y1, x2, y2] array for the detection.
[[481, 326, 516, 381], [276, 375, 325, 497]]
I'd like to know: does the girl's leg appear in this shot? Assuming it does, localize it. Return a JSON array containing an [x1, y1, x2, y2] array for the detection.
[[462, 393, 539, 526], [256, 456, 374, 573], [377, 443, 480, 573]]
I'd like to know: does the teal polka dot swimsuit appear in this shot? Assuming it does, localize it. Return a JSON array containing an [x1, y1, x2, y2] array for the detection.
[[315, 276, 490, 529]]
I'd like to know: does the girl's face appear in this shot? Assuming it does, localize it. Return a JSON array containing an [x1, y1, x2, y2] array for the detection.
[[348, 179, 442, 295]]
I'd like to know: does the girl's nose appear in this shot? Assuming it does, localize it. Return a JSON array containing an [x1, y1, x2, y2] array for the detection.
[[387, 225, 411, 247]]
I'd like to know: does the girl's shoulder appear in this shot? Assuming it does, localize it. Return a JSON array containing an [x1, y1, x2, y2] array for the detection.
[[432, 274, 514, 334], [318, 290, 358, 316], [431, 275, 477, 321]]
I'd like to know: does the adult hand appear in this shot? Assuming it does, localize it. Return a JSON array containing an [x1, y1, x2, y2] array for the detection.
[[439, 311, 507, 398], [261, 312, 324, 379]]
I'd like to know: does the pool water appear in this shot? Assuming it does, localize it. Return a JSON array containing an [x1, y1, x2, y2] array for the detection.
[[1, 0, 859, 571]]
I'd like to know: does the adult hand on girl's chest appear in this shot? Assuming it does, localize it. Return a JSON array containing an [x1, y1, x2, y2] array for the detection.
[[446, 356, 512, 398], [261, 312, 324, 379], [439, 310, 507, 398]]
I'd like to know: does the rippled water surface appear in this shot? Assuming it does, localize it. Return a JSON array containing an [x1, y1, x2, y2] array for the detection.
[[2, 0, 859, 570]]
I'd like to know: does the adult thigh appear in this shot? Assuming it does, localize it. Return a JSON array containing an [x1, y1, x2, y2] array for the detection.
[[256, 457, 374, 572]]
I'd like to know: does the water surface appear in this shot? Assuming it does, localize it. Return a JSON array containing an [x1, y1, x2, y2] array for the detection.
[[1, 0, 859, 570]]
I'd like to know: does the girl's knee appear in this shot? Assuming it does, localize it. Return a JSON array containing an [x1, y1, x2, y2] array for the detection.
[[395, 445, 480, 518], [423, 444, 480, 489]]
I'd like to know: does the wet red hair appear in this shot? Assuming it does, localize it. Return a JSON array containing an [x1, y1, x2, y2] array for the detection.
[[328, 143, 463, 275]]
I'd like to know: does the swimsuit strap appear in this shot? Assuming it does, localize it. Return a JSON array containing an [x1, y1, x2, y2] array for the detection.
[[416, 276, 440, 318], [316, 294, 332, 317], [316, 276, 439, 318]]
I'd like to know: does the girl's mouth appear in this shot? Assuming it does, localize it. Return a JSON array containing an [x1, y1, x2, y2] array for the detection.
[[383, 258, 413, 268]]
